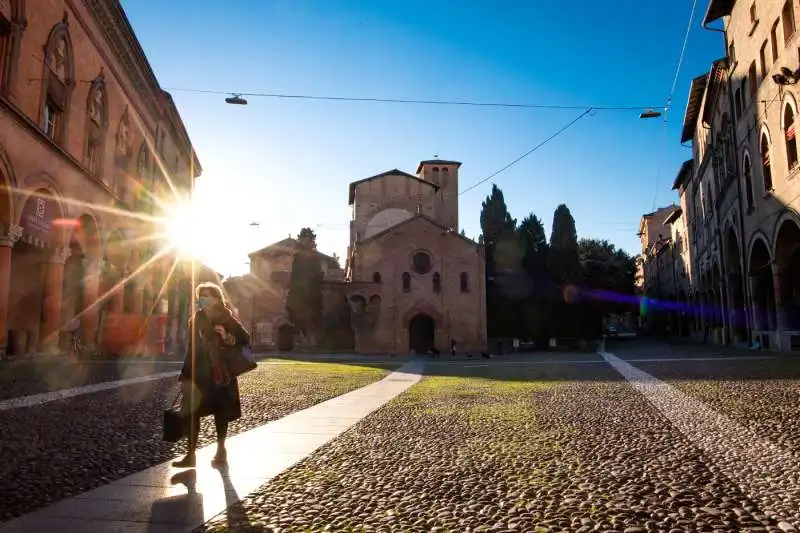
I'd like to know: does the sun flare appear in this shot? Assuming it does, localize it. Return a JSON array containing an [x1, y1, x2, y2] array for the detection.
[[162, 201, 205, 260]]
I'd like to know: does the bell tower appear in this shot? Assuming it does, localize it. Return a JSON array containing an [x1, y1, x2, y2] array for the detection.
[[417, 159, 461, 230]]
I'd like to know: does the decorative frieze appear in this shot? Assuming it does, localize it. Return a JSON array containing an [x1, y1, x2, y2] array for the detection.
[[49, 245, 72, 264], [0, 224, 23, 248]]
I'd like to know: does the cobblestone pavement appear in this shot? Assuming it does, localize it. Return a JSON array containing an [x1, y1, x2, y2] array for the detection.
[[0, 357, 184, 400], [0, 360, 394, 522], [631, 348, 800, 457], [195, 353, 800, 533]]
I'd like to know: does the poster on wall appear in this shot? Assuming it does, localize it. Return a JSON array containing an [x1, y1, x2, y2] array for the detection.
[[21, 196, 54, 245]]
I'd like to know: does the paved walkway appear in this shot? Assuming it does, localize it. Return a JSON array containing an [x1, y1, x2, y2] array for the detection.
[[0, 358, 426, 533]]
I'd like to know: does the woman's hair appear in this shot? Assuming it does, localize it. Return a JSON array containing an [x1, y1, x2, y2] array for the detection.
[[195, 281, 229, 307]]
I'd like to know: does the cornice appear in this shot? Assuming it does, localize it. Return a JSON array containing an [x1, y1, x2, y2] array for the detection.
[[79, 0, 161, 116], [79, 0, 199, 173]]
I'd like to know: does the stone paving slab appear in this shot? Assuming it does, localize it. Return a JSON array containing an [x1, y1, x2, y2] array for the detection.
[[0, 358, 425, 533]]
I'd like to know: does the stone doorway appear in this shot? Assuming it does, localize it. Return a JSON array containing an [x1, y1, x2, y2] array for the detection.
[[277, 324, 294, 351], [408, 313, 435, 354]]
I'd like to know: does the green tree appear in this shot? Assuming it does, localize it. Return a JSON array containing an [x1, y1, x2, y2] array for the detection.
[[547, 204, 580, 337], [517, 213, 550, 342], [480, 184, 520, 338], [578, 238, 637, 338], [286, 228, 323, 342]]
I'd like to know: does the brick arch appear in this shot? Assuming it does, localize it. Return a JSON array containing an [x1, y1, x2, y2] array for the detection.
[[747, 230, 773, 270], [16, 172, 68, 247], [39, 15, 76, 137], [770, 207, 800, 257], [402, 301, 443, 326]]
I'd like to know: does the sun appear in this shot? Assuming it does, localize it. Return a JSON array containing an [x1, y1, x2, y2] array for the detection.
[[162, 201, 205, 260]]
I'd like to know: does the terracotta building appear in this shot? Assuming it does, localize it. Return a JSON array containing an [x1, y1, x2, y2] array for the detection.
[[224, 237, 344, 351], [344, 160, 487, 354], [0, 1, 200, 357], [641, 0, 800, 351]]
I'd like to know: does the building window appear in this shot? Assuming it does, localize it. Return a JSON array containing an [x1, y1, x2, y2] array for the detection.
[[741, 78, 748, 110], [432, 272, 441, 293], [772, 21, 780, 61], [460, 272, 468, 292], [402, 272, 410, 292], [761, 132, 774, 191], [749, 62, 758, 101], [734, 88, 742, 118], [85, 79, 106, 178], [441, 167, 449, 185], [784, 103, 798, 170], [0, 14, 10, 93], [135, 144, 150, 210], [41, 23, 73, 145], [729, 41, 736, 65], [86, 136, 100, 175], [750, 2, 757, 23], [760, 41, 768, 78], [432, 167, 439, 183], [412, 251, 432, 274], [372, 272, 381, 283], [783, 0, 795, 45], [743, 153, 754, 211], [43, 98, 62, 140]]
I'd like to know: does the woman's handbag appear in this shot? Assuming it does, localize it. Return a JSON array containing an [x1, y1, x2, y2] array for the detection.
[[223, 344, 258, 377], [163, 390, 188, 443]]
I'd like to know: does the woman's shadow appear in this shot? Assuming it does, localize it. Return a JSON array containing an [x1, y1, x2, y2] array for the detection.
[[147, 470, 204, 532], [214, 463, 255, 531]]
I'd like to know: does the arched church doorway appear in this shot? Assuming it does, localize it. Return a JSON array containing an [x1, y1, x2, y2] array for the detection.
[[409, 313, 435, 354], [277, 324, 294, 351]]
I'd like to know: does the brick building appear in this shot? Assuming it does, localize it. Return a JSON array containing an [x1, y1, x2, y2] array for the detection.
[[224, 237, 344, 351], [0, 0, 200, 357], [344, 160, 487, 354], [640, 0, 800, 350]]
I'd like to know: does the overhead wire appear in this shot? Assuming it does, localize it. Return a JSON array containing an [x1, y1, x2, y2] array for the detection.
[[652, 0, 700, 210], [163, 86, 660, 111], [457, 108, 594, 196]]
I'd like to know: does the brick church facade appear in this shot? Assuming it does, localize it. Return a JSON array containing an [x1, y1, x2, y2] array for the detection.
[[344, 159, 487, 354]]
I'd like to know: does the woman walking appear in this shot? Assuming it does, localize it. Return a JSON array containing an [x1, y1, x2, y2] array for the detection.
[[174, 282, 250, 468]]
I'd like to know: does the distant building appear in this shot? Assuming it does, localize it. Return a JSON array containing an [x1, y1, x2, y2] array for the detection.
[[224, 237, 344, 351]]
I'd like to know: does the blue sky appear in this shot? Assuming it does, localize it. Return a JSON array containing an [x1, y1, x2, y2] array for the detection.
[[122, 0, 722, 276]]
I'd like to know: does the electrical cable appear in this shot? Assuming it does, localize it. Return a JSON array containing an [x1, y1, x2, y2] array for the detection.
[[163, 86, 659, 111], [457, 108, 594, 196], [651, 0, 699, 209]]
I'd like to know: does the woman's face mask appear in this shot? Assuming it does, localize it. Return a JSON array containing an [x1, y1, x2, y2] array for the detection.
[[197, 296, 215, 310]]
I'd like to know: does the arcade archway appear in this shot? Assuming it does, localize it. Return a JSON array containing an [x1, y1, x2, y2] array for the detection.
[[408, 313, 435, 354], [774, 218, 800, 330], [725, 228, 747, 342], [8, 189, 66, 354], [277, 324, 294, 351], [749, 238, 776, 331]]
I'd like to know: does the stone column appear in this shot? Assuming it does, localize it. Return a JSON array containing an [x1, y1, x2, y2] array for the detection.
[[132, 281, 144, 317], [111, 279, 124, 313], [80, 258, 101, 347], [771, 263, 783, 349], [41, 246, 71, 351], [0, 224, 23, 358]]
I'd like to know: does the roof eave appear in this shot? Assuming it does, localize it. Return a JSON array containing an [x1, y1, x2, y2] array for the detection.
[[702, 0, 734, 26]]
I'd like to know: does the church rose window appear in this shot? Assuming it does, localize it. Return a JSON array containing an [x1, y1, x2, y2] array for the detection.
[[412, 251, 431, 274]]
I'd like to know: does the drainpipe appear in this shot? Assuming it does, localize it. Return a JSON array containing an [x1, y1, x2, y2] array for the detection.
[[704, 19, 752, 346]]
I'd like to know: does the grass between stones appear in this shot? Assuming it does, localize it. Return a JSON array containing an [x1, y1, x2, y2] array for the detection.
[[638, 358, 800, 455], [197, 360, 782, 533], [0, 360, 392, 522]]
